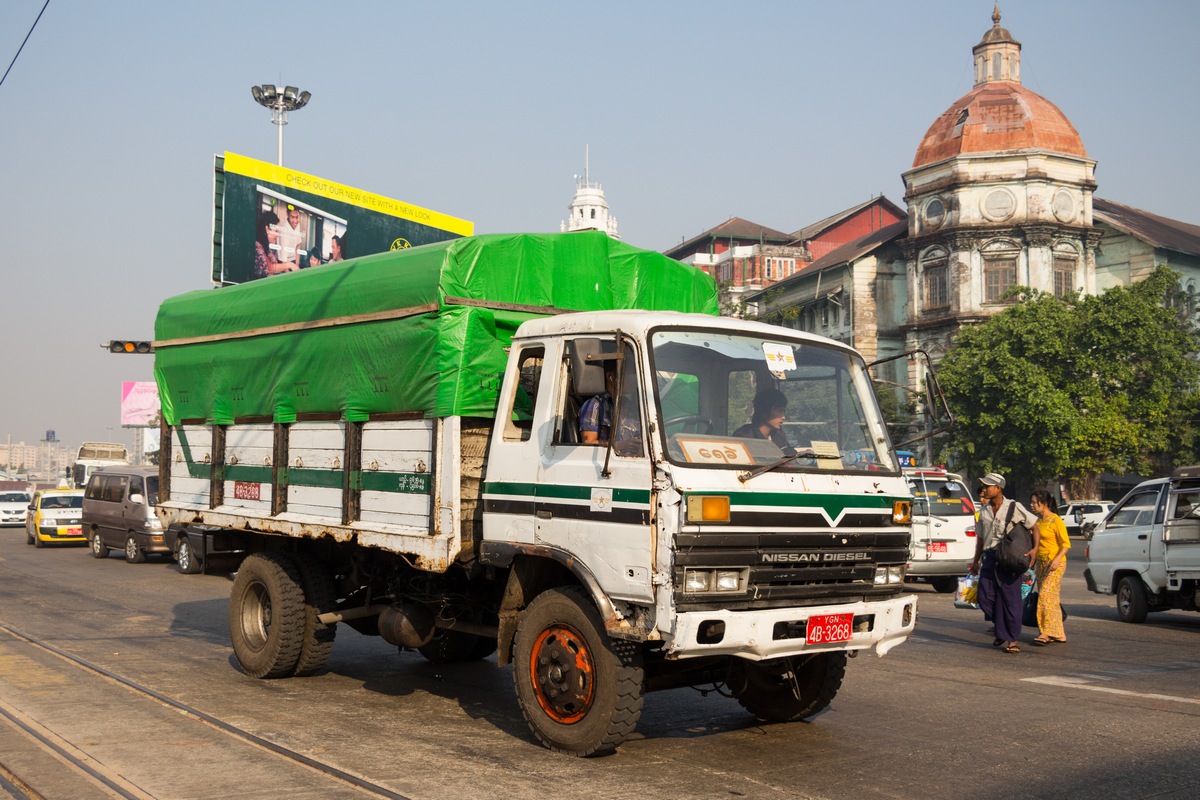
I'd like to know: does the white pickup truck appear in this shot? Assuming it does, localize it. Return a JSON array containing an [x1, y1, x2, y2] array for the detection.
[[1084, 466, 1200, 622]]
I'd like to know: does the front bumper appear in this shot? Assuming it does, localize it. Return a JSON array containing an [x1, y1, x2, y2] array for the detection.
[[906, 558, 972, 578], [134, 531, 171, 554], [37, 525, 85, 543], [664, 593, 917, 661]]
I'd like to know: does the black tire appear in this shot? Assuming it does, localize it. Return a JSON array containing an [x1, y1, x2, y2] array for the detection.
[[1116, 576, 1149, 623], [25, 526, 33, 545], [33, 530, 44, 548], [729, 652, 848, 723], [125, 534, 146, 564], [418, 629, 498, 664], [177, 537, 202, 574], [512, 586, 644, 756], [929, 576, 958, 594], [229, 552, 306, 679], [90, 533, 109, 559], [292, 553, 338, 677]]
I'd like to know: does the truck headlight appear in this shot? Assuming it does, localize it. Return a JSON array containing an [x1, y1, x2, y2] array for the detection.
[[684, 569, 712, 592], [874, 566, 906, 585], [893, 500, 912, 525], [714, 570, 742, 591], [148, 518, 163, 530]]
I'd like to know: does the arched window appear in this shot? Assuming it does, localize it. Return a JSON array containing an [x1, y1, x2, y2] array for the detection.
[[921, 248, 949, 310]]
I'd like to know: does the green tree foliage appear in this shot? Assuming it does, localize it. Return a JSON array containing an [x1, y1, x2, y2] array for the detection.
[[936, 266, 1200, 498]]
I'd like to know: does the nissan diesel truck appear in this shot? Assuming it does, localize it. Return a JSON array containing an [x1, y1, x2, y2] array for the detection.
[[152, 231, 921, 755]]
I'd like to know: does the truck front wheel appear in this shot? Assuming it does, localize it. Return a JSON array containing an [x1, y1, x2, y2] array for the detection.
[[229, 553, 306, 678], [513, 586, 644, 756], [1117, 576, 1149, 623], [728, 652, 847, 722]]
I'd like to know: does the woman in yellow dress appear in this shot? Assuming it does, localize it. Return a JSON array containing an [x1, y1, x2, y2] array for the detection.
[[1029, 490, 1070, 644]]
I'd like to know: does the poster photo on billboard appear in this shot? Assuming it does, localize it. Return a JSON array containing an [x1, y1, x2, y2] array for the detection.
[[213, 152, 474, 285]]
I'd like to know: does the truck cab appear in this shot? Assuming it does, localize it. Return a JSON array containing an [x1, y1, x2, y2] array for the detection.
[[483, 311, 917, 660], [1085, 466, 1200, 622]]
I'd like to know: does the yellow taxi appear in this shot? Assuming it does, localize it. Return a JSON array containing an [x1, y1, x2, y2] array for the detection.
[[25, 488, 86, 547]]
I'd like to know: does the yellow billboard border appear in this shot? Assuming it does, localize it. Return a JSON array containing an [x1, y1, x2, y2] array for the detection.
[[223, 152, 474, 237]]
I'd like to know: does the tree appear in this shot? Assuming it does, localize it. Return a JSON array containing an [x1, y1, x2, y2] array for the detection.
[[936, 266, 1200, 499]]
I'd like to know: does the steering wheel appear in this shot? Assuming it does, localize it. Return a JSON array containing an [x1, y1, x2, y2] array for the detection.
[[664, 415, 713, 435]]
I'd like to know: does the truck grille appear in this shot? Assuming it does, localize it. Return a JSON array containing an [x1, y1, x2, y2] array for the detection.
[[674, 527, 910, 609]]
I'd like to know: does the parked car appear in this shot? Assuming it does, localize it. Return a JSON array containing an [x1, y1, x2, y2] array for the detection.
[[1084, 467, 1200, 622], [1062, 501, 1113, 536], [904, 468, 977, 592], [25, 488, 85, 547], [83, 466, 168, 563], [1, 490, 32, 527]]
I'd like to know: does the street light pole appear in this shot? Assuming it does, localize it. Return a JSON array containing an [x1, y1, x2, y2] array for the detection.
[[250, 84, 311, 167]]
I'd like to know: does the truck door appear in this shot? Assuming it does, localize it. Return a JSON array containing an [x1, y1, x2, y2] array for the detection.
[[537, 335, 655, 605], [482, 343, 551, 548]]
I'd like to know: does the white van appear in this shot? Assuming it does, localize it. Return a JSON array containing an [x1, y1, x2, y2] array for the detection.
[[1084, 467, 1200, 622], [904, 468, 977, 592]]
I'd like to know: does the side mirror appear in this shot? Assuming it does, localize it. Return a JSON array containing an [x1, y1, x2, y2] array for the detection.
[[27, 504, 34, 511], [566, 338, 609, 397], [1073, 508, 1084, 524], [1081, 520, 1097, 540], [129, 493, 145, 506]]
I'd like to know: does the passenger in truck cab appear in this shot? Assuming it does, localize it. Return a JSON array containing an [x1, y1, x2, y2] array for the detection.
[[579, 363, 644, 456], [733, 388, 796, 456]]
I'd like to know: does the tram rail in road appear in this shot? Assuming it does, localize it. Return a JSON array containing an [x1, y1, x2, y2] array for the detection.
[[0, 621, 411, 800]]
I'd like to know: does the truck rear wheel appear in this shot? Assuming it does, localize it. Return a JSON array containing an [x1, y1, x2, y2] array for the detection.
[[229, 553, 306, 678], [729, 652, 847, 722], [292, 553, 338, 676], [513, 586, 644, 756], [1117, 576, 1149, 623]]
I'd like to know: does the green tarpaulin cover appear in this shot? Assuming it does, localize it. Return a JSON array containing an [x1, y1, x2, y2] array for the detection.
[[154, 232, 719, 425]]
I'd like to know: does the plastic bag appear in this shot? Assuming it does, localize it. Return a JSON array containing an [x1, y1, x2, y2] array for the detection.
[[954, 574, 979, 609]]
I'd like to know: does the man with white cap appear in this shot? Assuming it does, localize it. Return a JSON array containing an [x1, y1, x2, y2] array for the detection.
[[968, 472, 1040, 653]]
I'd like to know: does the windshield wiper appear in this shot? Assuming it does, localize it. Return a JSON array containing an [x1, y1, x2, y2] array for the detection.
[[737, 448, 817, 483]]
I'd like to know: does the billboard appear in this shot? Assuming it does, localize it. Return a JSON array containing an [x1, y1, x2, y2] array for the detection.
[[212, 152, 474, 285], [121, 381, 160, 427]]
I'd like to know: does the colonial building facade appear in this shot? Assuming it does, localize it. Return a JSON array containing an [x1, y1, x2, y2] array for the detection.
[[743, 7, 1200, 397]]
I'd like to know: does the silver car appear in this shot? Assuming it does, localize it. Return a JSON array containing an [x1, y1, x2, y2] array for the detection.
[[904, 469, 977, 593]]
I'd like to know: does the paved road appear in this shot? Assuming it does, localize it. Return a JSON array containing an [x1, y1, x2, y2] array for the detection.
[[1, 530, 1197, 800]]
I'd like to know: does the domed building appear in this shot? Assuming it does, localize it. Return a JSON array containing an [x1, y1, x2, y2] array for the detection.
[[901, 5, 1100, 360], [741, 5, 1200, 454]]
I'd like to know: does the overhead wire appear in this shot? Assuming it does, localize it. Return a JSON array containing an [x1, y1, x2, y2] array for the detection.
[[0, 0, 51, 90]]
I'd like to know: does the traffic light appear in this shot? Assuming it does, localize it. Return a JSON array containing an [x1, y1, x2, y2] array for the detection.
[[105, 340, 154, 354]]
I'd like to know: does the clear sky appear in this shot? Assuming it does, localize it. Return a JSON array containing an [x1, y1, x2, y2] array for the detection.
[[1, 0, 1197, 454]]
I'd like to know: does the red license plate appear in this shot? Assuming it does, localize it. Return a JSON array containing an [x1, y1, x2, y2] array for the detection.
[[929, 542, 948, 553], [806, 613, 854, 645]]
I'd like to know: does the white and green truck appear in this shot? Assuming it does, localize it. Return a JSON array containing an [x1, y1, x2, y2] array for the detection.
[[153, 232, 923, 755]]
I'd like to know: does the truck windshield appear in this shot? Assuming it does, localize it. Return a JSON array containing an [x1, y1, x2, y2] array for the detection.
[[649, 328, 897, 472]]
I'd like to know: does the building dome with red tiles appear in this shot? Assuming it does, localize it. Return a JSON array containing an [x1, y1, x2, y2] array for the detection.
[[911, 5, 1086, 168], [912, 83, 1087, 168]]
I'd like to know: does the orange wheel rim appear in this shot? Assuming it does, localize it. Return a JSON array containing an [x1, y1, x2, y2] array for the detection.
[[529, 624, 595, 724]]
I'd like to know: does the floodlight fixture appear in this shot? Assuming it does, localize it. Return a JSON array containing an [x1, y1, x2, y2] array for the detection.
[[250, 82, 312, 166]]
